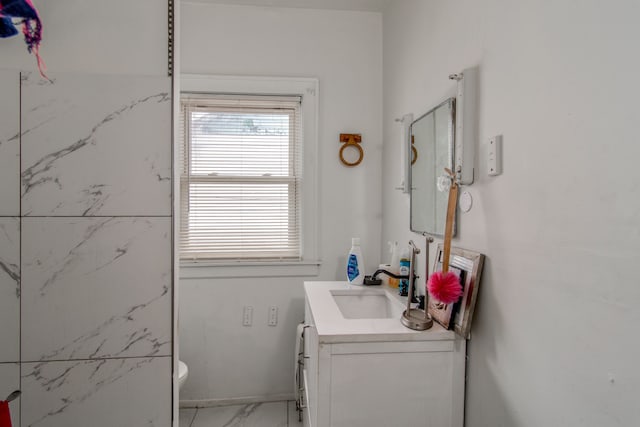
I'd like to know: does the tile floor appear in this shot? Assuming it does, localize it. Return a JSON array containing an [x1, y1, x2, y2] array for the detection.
[[180, 401, 303, 427]]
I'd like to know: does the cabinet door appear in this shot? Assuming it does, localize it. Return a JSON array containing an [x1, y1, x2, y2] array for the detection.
[[329, 351, 454, 427]]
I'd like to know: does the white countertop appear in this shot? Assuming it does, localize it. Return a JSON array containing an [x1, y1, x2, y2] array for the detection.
[[304, 281, 457, 343]]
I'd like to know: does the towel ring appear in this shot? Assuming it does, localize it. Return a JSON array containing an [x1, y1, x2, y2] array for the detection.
[[411, 135, 418, 165], [339, 133, 363, 167]]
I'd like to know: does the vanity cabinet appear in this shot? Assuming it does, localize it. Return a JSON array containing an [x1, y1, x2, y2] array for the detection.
[[301, 282, 466, 427]]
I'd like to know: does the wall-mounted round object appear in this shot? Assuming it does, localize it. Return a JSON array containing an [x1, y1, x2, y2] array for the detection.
[[339, 133, 363, 167], [437, 175, 451, 192], [411, 135, 418, 165], [459, 191, 472, 212]]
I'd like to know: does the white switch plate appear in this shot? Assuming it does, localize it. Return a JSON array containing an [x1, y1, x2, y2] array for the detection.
[[488, 135, 502, 176], [268, 306, 278, 326], [243, 306, 253, 326]]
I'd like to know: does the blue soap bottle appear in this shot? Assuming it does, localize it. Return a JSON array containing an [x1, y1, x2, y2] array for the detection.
[[346, 238, 365, 285]]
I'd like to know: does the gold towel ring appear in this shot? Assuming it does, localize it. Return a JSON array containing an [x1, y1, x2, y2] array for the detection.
[[411, 135, 418, 165], [339, 133, 363, 167]]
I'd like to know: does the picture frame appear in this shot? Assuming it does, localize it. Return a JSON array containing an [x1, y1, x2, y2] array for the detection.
[[428, 245, 485, 339], [427, 265, 465, 330]]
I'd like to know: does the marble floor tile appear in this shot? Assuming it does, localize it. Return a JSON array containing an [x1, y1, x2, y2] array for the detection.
[[180, 408, 197, 427], [191, 402, 287, 427]]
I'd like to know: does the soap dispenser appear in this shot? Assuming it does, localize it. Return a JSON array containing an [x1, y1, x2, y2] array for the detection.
[[346, 238, 365, 285]]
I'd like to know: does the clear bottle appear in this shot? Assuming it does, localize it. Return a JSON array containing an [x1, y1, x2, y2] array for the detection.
[[388, 241, 400, 288], [378, 264, 391, 286], [346, 238, 365, 285]]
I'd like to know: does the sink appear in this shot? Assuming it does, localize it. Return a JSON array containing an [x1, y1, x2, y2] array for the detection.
[[304, 281, 455, 343], [330, 289, 404, 319]]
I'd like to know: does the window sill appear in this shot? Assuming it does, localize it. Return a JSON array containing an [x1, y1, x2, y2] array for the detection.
[[179, 260, 322, 279]]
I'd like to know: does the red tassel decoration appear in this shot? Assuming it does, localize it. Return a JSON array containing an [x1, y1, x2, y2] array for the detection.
[[0, 401, 12, 427], [0, 0, 48, 80], [427, 271, 462, 304]]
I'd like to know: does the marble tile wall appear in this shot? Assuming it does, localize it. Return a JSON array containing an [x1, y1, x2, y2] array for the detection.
[[0, 70, 21, 426], [20, 72, 171, 217], [21, 217, 171, 362], [0, 71, 173, 427], [0, 70, 19, 216], [0, 218, 20, 364], [21, 358, 171, 426]]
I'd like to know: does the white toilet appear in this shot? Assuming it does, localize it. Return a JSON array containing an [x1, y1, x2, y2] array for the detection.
[[178, 360, 189, 390]]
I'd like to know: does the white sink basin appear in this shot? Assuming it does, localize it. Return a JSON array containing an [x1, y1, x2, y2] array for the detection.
[[330, 289, 404, 319], [304, 281, 454, 343]]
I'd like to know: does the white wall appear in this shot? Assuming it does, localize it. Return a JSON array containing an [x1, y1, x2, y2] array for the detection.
[[383, 0, 640, 425], [179, 2, 382, 402], [0, 0, 167, 75]]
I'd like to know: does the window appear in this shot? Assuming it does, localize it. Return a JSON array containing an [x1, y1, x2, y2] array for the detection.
[[179, 75, 319, 271]]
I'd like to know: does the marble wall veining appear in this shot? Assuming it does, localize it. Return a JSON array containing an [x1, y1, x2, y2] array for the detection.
[[21, 217, 171, 362], [21, 357, 171, 427], [0, 68, 20, 426], [0, 71, 173, 426], [0, 70, 19, 216], [0, 70, 21, 426], [20, 72, 172, 217], [0, 218, 20, 364]]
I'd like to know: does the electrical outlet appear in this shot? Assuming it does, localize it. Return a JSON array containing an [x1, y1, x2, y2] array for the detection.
[[243, 306, 253, 326], [268, 306, 278, 326], [488, 135, 503, 176]]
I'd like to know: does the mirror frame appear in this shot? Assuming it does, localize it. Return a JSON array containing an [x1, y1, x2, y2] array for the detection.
[[409, 97, 456, 236]]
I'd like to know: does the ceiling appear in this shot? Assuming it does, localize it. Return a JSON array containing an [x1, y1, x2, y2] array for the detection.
[[185, 0, 391, 13]]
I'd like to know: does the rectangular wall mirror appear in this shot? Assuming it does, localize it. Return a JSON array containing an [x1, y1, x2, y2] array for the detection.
[[410, 98, 456, 236]]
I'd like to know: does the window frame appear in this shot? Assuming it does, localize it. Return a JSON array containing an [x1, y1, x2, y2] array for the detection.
[[179, 75, 320, 278]]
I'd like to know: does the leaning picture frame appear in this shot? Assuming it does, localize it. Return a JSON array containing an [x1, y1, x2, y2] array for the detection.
[[427, 265, 465, 330], [428, 245, 485, 339]]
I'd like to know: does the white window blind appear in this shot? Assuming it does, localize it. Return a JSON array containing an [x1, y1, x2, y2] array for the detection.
[[180, 94, 302, 261]]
